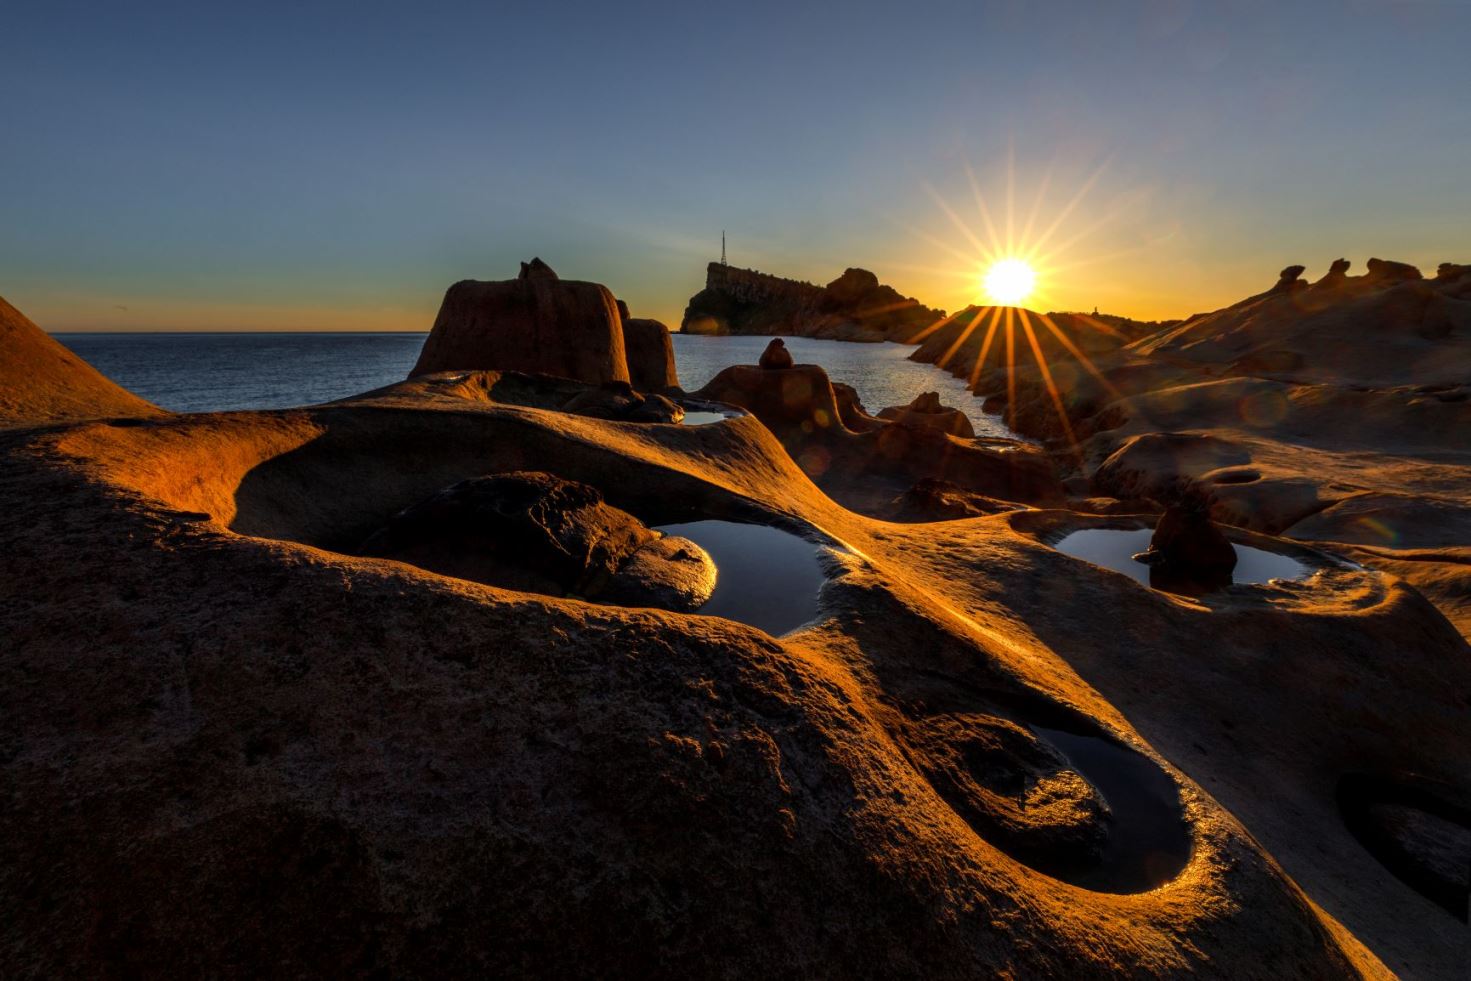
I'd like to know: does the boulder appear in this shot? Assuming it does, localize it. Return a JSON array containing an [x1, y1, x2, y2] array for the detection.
[[357, 471, 711, 608], [410, 259, 629, 385], [878, 391, 976, 438], [758, 338, 794, 370], [1133, 501, 1238, 586], [622, 318, 679, 391]]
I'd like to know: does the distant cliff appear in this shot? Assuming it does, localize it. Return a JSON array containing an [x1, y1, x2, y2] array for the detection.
[[681, 263, 946, 342]]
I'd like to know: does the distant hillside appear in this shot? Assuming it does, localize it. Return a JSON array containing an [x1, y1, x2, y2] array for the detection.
[[681, 263, 946, 342]]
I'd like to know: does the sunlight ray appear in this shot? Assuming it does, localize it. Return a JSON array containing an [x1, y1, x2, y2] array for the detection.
[[1018, 309, 1081, 456]]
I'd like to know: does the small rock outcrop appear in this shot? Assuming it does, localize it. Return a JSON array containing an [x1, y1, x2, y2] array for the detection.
[[758, 338, 794, 370], [622, 317, 679, 391], [1314, 258, 1352, 288], [358, 471, 713, 609], [411, 259, 629, 385], [1365, 258, 1423, 283], [878, 391, 976, 438], [1133, 500, 1238, 586]]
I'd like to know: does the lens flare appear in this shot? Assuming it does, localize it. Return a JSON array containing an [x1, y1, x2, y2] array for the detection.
[[983, 259, 1036, 305]]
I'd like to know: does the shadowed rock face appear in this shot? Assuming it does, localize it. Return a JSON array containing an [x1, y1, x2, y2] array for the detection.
[[621, 317, 679, 391], [411, 259, 630, 385], [0, 294, 162, 428], [693, 363, 1062, 515], [681, 263, 947, 342]]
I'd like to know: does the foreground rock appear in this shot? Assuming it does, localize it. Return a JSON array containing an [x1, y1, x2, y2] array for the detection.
[[0, 294, 162, 428], [4, 295, 1466, 977]]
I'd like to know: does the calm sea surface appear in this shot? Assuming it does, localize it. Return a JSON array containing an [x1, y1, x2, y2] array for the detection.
[[51, 332, 1014, 437]]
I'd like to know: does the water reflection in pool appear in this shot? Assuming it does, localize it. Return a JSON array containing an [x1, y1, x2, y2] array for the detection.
[[681, 411, 734, 425], [1032, 727, 1192, 892], [654, 520, 826, 636], [1054, 527, 1308, 594]]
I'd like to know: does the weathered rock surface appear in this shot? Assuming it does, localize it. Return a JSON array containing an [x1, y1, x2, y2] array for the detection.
[[0, 294, 163, 428], [4, 279, 1469, 978], [411, 259, 630, 385]]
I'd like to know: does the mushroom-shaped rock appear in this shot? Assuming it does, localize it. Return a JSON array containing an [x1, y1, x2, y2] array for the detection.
[[622, 318, 680, 391], [411, 261, 629, 384], [878, 391, 976, 438], [357, 472, 712, 609], [1271, 265, 1307, 293], [561, 382, 684, 424], [758, 338, 794, 370], [1436, 262, 1471, 282], [1314, 258, 1352, 288]]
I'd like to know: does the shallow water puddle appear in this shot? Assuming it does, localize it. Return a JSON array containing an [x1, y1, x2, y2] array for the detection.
[[654, 520, 825, 636], [1054, 527, 1308, 593], [680, 411, 734, 425], [1032, 727, 1192, 892]]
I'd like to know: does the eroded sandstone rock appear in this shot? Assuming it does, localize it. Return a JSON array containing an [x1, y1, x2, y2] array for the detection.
[[878, 391, 976, 438]]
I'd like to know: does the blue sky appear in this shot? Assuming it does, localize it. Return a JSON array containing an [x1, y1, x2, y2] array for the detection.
[[3, 0, 1468, 329]]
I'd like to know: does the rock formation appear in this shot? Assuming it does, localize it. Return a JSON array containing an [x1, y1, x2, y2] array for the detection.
[[411, 259, 630, 385], [0, 294, 162, 428], [694, 363, 1061, 515], [681, 263, 946, 342], [1132, 500, 1238, 588], [757, 337, 793, 369], [621, 316, 679, 391], [877, 391, 976, 438]]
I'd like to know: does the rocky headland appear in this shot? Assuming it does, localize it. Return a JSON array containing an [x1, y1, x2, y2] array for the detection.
[[2, 256, 1469, 978], [682, 263, 946, 342]]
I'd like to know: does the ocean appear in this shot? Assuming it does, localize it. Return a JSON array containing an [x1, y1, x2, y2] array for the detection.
[[51, 331, 1015, 438]]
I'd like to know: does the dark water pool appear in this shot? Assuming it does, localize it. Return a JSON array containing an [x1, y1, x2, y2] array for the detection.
[[1033, 726, 1192, 892], [655, 520, 825, 636]]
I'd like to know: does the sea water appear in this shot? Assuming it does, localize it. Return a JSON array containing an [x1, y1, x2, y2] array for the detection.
[[52, 331, 1016, 437]]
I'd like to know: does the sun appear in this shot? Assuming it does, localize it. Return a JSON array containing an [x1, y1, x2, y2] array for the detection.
[[982, 258, 1036, 306]]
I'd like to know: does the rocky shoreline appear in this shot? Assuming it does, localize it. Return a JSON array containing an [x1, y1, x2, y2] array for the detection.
[[3, 258, 1469, 978]]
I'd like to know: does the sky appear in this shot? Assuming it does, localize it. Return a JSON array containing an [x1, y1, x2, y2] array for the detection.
[[3, 0, 1469, 331]]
